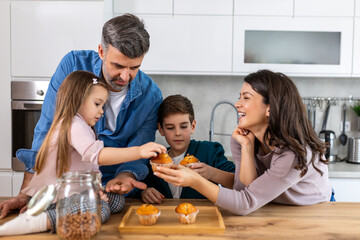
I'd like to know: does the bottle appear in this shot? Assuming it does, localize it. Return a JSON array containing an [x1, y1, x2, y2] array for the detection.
[[56, 172, 102, 240]]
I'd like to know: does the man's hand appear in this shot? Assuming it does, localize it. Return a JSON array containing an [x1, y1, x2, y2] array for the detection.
[[105, 172, 147, 194], [0, 193, 29, 218]]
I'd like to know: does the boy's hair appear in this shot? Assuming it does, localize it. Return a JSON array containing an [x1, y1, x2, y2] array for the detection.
[[34, 71, 108, 177], [158, 94, 194, 127]]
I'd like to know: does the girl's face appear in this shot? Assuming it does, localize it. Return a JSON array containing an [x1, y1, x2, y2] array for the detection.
[[78, 85, 108, 126], [158, 113, 196, 157], [235, 82, 270, 134]]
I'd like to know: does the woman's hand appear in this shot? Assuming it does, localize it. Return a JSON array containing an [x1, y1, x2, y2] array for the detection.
[[141, 188, 164, 204], [139, 142, 167, 159], [232, 126, 255, 147], [154, 164, 199, 187]]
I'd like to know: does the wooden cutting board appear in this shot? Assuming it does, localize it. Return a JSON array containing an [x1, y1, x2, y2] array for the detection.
[[118, 205, 225, 234]]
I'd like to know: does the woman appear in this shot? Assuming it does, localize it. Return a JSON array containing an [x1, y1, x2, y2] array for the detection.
[[154, 69, 333, 215]]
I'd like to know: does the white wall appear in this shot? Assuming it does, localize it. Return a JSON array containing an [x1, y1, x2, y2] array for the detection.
[[152, 74, 360, 157]]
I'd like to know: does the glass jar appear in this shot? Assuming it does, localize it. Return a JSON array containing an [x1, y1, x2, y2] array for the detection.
[[56, 172, 102, 240]]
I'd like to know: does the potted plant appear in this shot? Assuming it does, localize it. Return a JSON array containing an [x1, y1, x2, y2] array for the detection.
[[352, 104, 360, 131]]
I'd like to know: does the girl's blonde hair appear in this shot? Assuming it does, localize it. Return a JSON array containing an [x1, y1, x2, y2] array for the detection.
[[34, 71, 108, 177]]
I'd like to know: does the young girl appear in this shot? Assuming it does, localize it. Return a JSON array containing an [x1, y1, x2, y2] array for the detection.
[[0, 70, 166, 235], [154, 70, 333, 215]]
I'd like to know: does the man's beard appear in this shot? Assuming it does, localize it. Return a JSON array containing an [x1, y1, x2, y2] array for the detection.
[[103, 66, 131, 92]]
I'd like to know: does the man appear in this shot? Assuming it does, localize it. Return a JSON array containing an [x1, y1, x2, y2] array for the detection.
[[0, 14, 162, 218]]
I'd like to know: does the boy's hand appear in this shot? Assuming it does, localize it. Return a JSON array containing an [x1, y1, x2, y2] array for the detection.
[[139, 142, 167, 159], [190, 162, 215, 181], [141, 188, 164, 204]]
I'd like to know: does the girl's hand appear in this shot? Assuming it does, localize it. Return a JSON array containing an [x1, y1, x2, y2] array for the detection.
[[141, 188, 164, 204], [154, 164, 199, 187], [232, 126, 255, 147], [189, 162, 214, 180], [139, 142, 167, 159], [99, 191, 109, 203]]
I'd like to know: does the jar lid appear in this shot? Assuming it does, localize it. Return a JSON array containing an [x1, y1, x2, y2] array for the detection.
[[26, 184, 57, 216]]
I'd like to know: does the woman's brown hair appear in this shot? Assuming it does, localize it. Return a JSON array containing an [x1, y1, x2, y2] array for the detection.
[[244, 70, 327, 177], [34, 71, 108, 177]]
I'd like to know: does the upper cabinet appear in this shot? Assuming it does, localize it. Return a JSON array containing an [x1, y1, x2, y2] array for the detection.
[[140, 15, 232, 74], [234, 0, 293, 17], [113, 0, 173, 15], [11, 1, 104, 78], [294, 0, 354, 17], [233, 17, 353, 76]]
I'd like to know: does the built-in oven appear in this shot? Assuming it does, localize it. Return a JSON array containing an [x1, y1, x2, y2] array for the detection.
[[11, 81, 49, 171]]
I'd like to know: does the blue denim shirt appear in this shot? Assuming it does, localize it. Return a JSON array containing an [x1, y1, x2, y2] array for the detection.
[[16, 50, 163, 184]]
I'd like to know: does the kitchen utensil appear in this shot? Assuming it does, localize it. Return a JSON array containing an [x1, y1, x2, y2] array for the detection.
[[319, 130, 337, 162], [339, 103, 348, 145], [319, 102, 337, 162], [312, 101, 316, 129], [347, 137, 360, 164], [321, 102, 331, 131]]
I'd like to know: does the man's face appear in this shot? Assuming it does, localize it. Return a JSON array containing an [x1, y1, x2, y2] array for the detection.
[[98, 44, 144, 92]]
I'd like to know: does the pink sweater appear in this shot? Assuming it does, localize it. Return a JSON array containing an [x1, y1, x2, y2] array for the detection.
[[215, 137, 332, 215], [22, 114, 103, 197]]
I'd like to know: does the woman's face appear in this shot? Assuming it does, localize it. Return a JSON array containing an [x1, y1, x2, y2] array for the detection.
[[235, 82, 270, 134]]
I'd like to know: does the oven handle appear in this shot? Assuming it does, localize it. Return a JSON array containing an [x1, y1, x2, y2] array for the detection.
[[12, 101, 43, 110]]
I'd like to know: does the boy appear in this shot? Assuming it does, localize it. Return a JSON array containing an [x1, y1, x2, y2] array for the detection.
[[141, 94, 235, 204]]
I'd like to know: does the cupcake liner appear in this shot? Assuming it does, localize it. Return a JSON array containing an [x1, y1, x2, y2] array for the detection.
[[136, 210, 161, 226], [150, 161, 173, 172], [176, 209, 199, 224]]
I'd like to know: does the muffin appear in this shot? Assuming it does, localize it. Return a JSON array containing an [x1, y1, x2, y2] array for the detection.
[[135, 204, 161, 226], [150, 153, 173, 172], [180, 154, 199, 168], [175, 203, 199, 224]]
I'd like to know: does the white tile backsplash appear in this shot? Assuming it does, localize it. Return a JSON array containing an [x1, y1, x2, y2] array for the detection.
[[151, 74, 360, 158]]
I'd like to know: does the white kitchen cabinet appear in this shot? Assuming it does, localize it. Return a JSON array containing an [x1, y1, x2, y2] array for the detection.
[[294, 0, 354, 17], [12, 172, 24, 197], [0, 171, 12, 197], [113, 0, 173, 15], [11, 1, 104, 78], [0, 1, 11, 170], [356, 0, 360, 16], [329, 178, 360, 202], [140, 15, 232, 74], [233, 17, 353, 76], [234, 0, 293, 17], [174, 0, 233, 15], [353, 19, 360, 76]]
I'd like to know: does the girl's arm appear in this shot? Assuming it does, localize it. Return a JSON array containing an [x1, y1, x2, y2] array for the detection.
[[98, 142, 166, 166]]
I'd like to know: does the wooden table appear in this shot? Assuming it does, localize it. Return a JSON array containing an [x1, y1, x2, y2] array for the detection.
[[1, 198, 360, 239]]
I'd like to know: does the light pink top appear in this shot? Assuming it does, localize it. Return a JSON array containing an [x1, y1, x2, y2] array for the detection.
[[215, 137, 332, 215], [22, 114, 103, 196]]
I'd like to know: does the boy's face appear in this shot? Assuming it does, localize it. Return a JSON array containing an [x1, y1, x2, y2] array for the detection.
[[158, 113, 196, 157]]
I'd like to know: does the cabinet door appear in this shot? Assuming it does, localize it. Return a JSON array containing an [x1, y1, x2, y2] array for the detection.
[[0, 171, 12, 197], [233, 17, 353, 76], [174, 0, 233, 15], [11, 1, 104, 77], [294, 0, 354, 17], [113, 0, 173, 15], [234, 0, 293, 16], [353, 20, 360, 76], [0, 1, 11, 170], [141, 15, 232, 74]]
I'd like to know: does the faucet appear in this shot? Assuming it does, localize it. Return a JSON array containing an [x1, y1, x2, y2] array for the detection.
[[209, 101, 239, 141]]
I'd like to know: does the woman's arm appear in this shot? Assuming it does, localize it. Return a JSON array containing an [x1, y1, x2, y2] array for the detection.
[[154, 165, 220, 203]]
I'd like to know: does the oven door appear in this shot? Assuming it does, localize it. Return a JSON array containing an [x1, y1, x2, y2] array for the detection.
[[12, 100, 43, 171]]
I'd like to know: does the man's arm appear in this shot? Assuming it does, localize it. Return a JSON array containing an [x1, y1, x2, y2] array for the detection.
[[0, 172, 33, 218]]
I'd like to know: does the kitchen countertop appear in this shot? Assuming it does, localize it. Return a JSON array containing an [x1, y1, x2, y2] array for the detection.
[[328, 160, 360, 178], [0, 198, 360, 239]]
